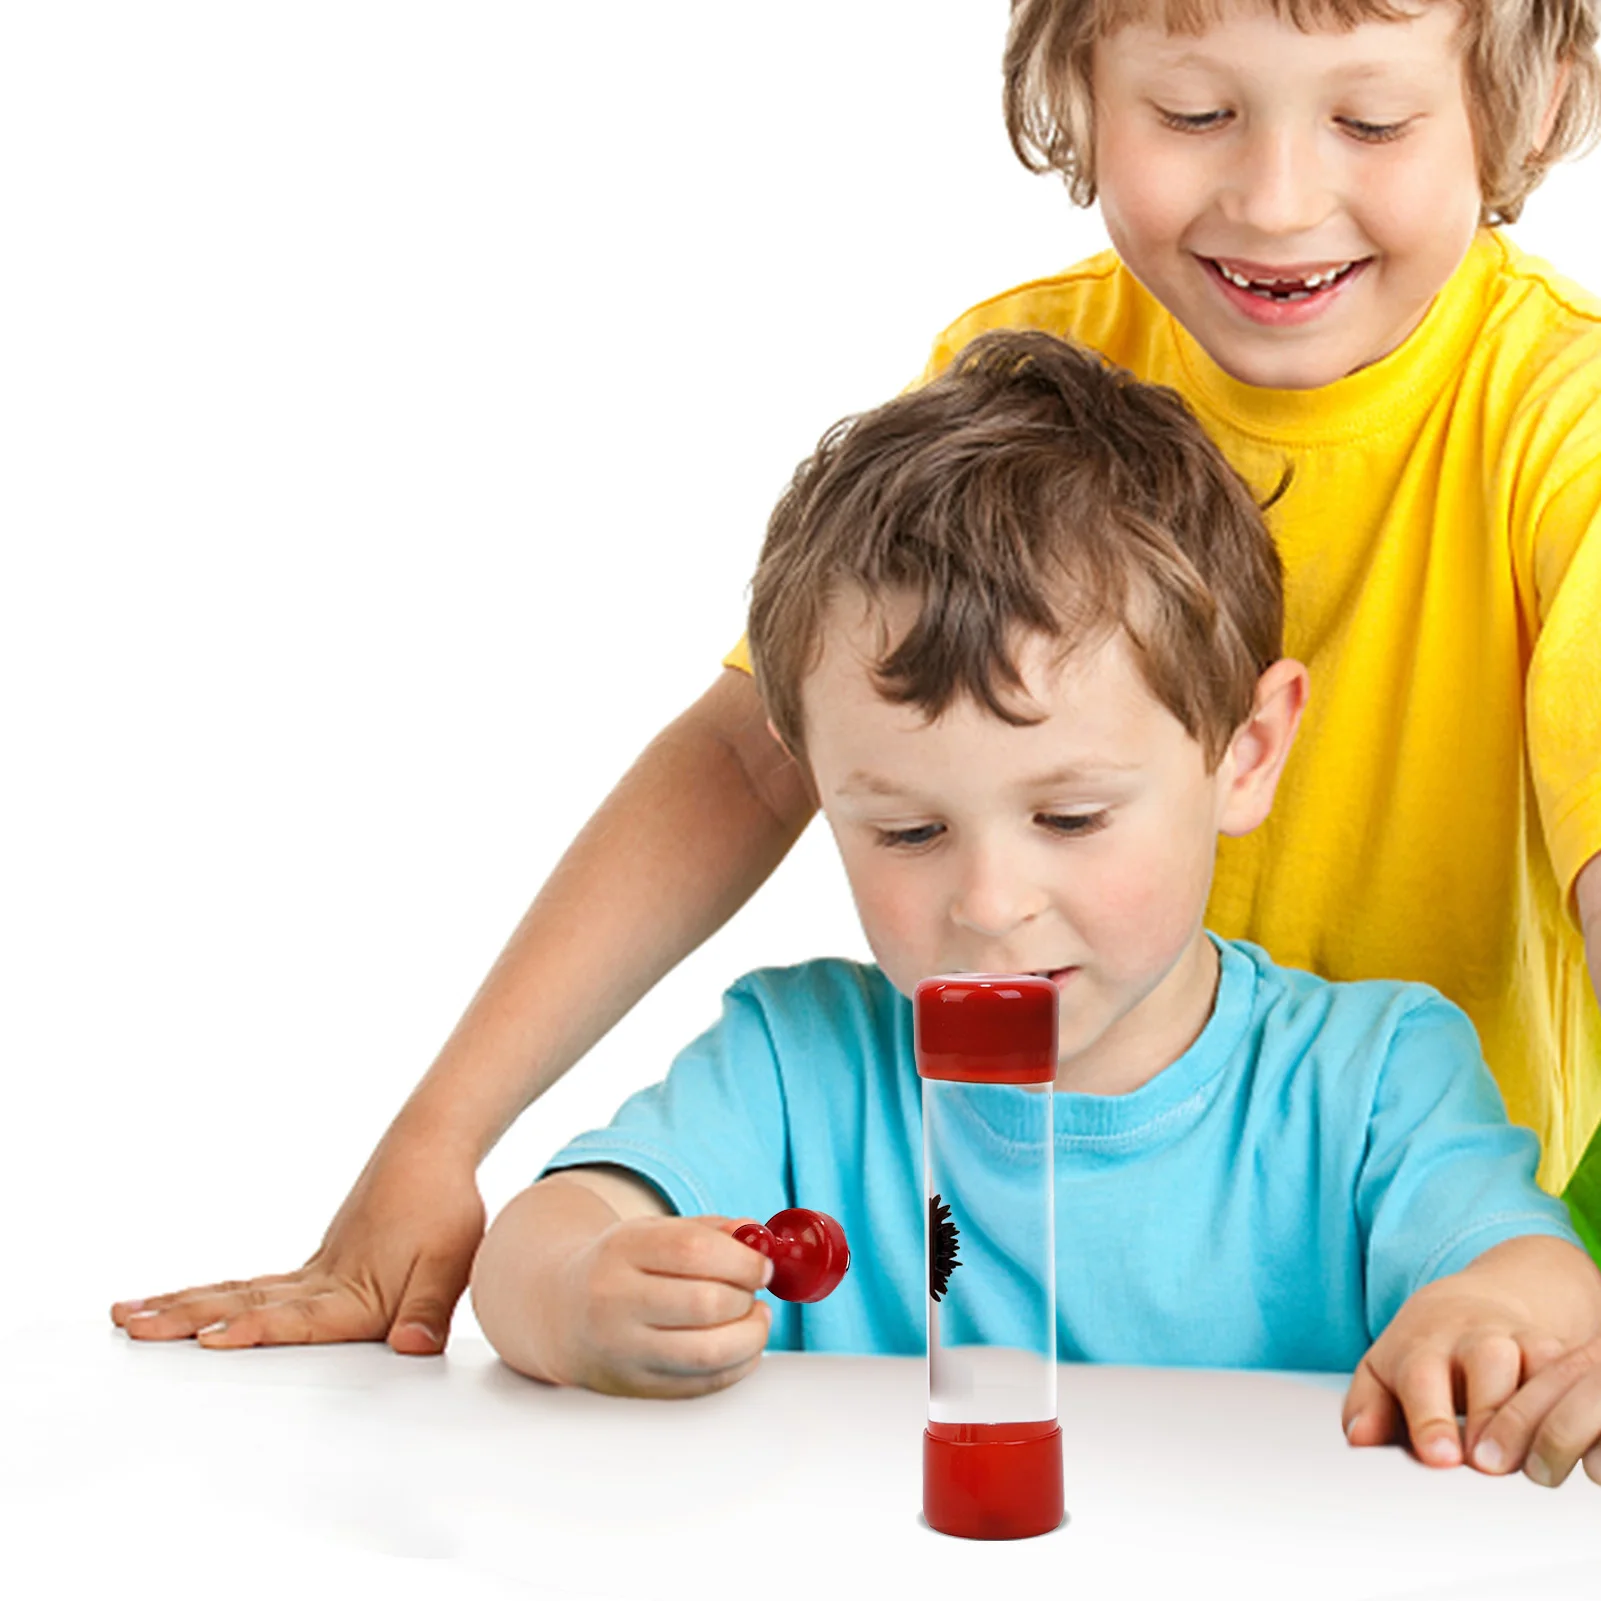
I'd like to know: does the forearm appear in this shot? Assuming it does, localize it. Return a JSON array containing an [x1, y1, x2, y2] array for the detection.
[[470, 1178, 620, 1382], [1579, 852, 1601, 1017], [389, 669, 814, 1166]]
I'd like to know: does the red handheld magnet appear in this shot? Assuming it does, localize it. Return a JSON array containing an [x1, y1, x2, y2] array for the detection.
[[733, 1208, 850, 1302]]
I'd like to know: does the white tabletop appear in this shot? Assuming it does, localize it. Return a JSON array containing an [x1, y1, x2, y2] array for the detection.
[[5, 1321, 1596, 1601]]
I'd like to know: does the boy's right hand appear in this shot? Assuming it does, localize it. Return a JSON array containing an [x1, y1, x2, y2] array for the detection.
[[109, 1136, 486, 1354], [549, 1213, 774, 1399]]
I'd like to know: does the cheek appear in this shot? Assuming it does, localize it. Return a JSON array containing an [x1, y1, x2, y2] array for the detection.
[[1357, 138, 1480, 260], [1077, 822, 1214, 971], [1095, 122, 1188, 252], [836, 848, 938, 971]]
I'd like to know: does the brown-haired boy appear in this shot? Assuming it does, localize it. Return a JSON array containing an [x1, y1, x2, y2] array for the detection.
[[471, 331, 1601, 1486]]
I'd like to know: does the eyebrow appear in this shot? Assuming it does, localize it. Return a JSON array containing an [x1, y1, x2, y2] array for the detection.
[[836, 761, 1137, 798], [1156, 50, 1414, 86]]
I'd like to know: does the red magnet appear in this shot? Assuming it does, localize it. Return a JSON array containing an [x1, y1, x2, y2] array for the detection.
[[733, 1208, 850, 1302]]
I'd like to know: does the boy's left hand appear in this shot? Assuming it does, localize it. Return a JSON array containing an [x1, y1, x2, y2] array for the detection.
[[1341, 1237, 1601, 1482], [1466, 1333, 1601, 1487]]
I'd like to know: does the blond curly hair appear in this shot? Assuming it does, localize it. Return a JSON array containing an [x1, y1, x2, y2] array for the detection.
[[1004, 0, 1601, 225]]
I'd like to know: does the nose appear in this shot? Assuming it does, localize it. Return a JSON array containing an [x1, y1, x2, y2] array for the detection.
[[1222, 121, 1335, 238], [950, 843, 1046, 940]]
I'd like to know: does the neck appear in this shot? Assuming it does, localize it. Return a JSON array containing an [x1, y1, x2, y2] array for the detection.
[[1051, 931, 1221, 1097]]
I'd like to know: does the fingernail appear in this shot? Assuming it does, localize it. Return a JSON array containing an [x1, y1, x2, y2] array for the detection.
[[197, 1321, 227, 1337], [1345, 1415, 1360, 1443], [1475, 1439, 1504, 1473], [1526, 1453, 1554, 1487], [1422, 1435, 1459, 1465], [125, 1309, 160, 1322], [115, 1300, 145, 1315], [761, 1259, 774, 1287], [398, 1322, 442, 1345]]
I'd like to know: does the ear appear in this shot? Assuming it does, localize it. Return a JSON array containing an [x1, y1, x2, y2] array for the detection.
[[1216, 658, 1308, 838], [1533, 60, 1572, 156]]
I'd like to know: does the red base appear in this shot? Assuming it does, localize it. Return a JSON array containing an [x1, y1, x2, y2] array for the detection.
[[923, 1421, 1063, 1540]]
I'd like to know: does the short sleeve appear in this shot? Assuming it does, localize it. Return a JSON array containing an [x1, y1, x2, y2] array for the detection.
[[1356, 995, 1581, 1338], [541, 979, 791, 1227], [1528, 447, 1601, 910]]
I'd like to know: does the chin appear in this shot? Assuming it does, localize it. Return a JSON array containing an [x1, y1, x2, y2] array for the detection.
[[1195, 332, 1360, 391]]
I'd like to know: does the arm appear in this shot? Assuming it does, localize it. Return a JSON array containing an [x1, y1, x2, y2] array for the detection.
[[1439, 854, 1601, 1487], [1398, 855, 1601, 1487], [1579, 851, 1601, 1014], [470, 1167, 772, 1398], [380, 666, 813, 1164], [113, 667, 816, 1352], [1341, 994, 1601, 1475]]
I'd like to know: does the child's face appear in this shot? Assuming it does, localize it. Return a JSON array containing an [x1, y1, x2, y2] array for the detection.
[[800, 591, 1248, 1092], [1092, 0, 1481, 389]]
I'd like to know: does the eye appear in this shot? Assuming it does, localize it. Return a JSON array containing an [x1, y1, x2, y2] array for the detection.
[[1338, 117, 1410, 144], [875, 822, 945, 850], [1036, 811, 1109, 837], [1157, 107, 1231, 133]]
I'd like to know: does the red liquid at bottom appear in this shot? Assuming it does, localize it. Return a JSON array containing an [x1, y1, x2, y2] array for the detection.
[[923, 1419, 1063, 1540]]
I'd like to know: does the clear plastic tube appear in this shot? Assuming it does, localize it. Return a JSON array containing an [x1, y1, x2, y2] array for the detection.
[[917, 974, 1063, 1540], [924, 1075, 1055, 1425]]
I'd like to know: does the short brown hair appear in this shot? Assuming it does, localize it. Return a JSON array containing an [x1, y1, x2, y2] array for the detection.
[[1004, 0, 1601, 225], [748, 330, 1283, 771]]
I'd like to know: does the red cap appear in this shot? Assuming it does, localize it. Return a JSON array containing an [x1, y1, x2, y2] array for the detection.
[[914, 975, 1058, 1084], [924, 1421, 1064, 1539]]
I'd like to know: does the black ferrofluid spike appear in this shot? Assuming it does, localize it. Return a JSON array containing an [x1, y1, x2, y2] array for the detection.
[[929, 1193, 961, 1302]]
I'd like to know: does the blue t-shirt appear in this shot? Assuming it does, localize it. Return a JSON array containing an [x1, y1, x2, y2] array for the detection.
[[544, 938, 1579, 1370]]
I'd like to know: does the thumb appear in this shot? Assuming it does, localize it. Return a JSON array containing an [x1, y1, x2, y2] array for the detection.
[[388, 1255, 472, 1356], [1342, 1358, 1402, 1448]]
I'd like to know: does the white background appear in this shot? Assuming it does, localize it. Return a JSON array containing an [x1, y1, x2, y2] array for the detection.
[[5, 2, 1599, 1341]]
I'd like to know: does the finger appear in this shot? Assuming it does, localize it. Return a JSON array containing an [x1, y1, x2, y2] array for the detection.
[[1391, 1349, 1463, 1467], [1523, 1352, 1601, 1488], [592, 1345, 767, 1402], [682, 1347, 766, 1397], [703, 1216, 770, 1238], [1584, 1440, 1601, 1488], [1342, 1358, 1402, 1448], [193, 1287, 387, 1349], [111, 1273, 306, 1328], [626, 1219, 774, 1293], [121, 1280, 328, 1341], [640, 1300, 772, 1381], [1519, 1333, 1567, 1377], [387, 1252, 473, 1356], [639, 1273, 758, 1331], [1458, 1334, 1524, 1461], [1472, 1336, 1601, 1478]]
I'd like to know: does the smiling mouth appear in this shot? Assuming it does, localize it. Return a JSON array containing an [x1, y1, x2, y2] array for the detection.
[[1203, 257, 1365, 301]]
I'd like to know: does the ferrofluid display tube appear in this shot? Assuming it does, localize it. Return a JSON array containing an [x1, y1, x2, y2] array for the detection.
[[917, 973, 1062, 1540]]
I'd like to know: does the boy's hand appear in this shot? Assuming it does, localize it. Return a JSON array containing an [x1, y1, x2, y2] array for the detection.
[[1342, 1237, 1601, 1476], [549, 1213, 774, 1399], [1467, 1333, 1601, 1487], [110, 1136, 485, 1354]]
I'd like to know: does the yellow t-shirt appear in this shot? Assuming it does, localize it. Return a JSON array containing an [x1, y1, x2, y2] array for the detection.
[[728, 229, 1601, 1192]]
